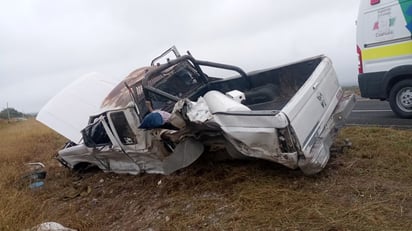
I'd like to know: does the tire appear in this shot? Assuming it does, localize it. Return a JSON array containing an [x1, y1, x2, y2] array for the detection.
[[389, 79, 412, 118]]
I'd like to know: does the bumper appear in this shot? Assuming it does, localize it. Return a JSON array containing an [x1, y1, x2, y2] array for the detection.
[[298, 94, 356, 175], [358, 72, 386, 99]]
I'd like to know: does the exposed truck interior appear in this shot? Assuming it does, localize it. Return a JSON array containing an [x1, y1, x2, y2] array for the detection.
[[135, 49, 322, 118]]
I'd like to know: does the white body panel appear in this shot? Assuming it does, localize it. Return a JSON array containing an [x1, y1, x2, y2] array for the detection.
[[282, 58, 340, 150], [357, 0, 412, 73], [36, 73, 117, 142]]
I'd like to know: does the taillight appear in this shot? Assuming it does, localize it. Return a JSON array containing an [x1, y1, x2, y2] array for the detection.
[[357, 45, 363, 74], [371, 0, 380, 5]]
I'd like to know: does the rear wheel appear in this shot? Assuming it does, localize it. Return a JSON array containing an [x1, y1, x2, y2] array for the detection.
[[389, 79, 412, 118]]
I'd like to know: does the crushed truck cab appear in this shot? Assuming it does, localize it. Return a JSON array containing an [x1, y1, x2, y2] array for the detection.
[[37, 47, 355, 175]]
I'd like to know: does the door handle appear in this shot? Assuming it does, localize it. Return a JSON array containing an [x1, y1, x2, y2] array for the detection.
[[313, 82, 319, 90]]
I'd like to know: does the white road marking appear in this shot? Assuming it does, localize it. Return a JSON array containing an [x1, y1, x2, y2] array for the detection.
[[352, 109, 392, 113]]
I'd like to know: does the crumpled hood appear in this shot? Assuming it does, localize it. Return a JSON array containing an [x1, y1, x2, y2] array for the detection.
[[36, 72, 117, 143]]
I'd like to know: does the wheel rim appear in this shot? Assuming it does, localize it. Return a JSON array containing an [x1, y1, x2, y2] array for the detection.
[[396, 87, 412, 112]]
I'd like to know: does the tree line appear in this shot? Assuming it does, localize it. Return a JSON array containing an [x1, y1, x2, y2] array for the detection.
[[0, 108, 25, 119]]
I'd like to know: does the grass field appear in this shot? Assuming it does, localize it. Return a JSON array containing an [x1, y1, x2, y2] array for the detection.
[[1, 119, 412, 230]]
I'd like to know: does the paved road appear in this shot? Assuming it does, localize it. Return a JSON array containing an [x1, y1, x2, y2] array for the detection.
[[347, 97, 412, 128]]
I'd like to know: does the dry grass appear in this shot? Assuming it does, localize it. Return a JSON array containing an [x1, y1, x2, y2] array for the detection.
[[0, 119, 67, 230], [343, 86, 360, 96], [1, 120, 412, 230]]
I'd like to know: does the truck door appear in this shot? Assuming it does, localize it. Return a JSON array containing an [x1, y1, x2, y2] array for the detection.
[[86, 115, 141, 174], [107, 108, 148, 152], [105, 108, 154, 173]]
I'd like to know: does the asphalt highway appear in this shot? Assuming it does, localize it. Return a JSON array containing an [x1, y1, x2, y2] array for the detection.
[[346, 97, 412, 128]]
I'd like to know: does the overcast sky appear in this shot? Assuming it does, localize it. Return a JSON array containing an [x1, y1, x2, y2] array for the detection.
[[0, 0, 360, 113]]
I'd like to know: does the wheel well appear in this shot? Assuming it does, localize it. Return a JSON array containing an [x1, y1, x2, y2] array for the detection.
[[73, 162, 97, 172], [387, 75, 412, 96]]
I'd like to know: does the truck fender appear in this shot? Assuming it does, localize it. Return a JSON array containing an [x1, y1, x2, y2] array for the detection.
[[383, 65, 412, 97]]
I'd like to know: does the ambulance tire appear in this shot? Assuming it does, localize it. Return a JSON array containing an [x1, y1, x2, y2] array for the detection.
[[389, 79, 412, 118]]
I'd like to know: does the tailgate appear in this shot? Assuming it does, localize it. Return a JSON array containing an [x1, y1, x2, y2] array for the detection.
[[281, 57, 342, 151]]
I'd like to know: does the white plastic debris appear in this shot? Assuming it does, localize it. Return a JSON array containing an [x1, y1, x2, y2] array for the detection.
[[185, 97, 213, 123], [225, 90, 246, 103], [23, 162, 47, 189], [28, 222, 76, 231]]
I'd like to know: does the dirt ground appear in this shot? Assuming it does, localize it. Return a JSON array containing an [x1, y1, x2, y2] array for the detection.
[[1, 120, 412, 230]]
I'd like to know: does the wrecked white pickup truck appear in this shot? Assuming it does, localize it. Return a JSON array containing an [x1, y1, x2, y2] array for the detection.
[[37, 47, 355, 175]]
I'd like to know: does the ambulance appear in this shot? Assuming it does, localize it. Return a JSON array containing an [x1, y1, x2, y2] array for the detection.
[[357, 0, 412, 118]]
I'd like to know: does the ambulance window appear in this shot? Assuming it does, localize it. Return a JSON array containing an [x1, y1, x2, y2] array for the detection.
[[110, 111, 137, 145]]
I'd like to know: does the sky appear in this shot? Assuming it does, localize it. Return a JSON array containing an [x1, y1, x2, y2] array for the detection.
[[0, 0, 360, 113]]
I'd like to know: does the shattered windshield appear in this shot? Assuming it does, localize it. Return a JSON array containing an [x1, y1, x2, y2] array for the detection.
[[145, 62, 203, 112]]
